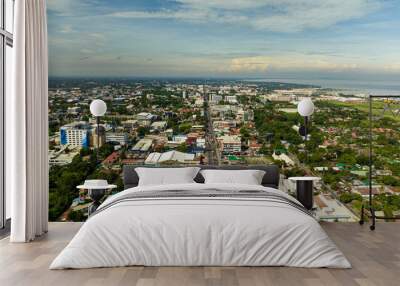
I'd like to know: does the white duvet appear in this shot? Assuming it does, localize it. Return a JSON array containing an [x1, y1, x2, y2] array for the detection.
[[50, 183, 351, 269]]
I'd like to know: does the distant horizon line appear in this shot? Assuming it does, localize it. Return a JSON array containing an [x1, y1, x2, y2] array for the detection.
[[48, 75, 400, 82], [48, 76, 320, 83], [48, 76, 321, 87], [48, 76, 400, 96]]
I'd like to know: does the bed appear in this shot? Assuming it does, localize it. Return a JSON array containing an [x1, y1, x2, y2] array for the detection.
[[50, 165, 351, 269]]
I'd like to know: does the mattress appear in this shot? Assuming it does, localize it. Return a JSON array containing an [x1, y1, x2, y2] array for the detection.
[[50, 183, 351, 269]]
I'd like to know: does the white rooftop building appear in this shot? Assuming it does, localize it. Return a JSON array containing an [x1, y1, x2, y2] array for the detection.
[[195, 98, 204, 107], [151, 121, 167, 132], [145, 151, 195, 165], [132, 138, 153, 152], [225, 95, 238, 104], [136, 112, 156, 127], [60, 122, 91, 148], [137, 112, 156, 121], [106, 132, 128, 146], [49, 146, 80, 166], [217, 135, 241, 154], [172, 135, 187, 144], [210, 94, 223, 104]]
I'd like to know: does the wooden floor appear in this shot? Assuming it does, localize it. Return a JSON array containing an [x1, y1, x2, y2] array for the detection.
[[0, 222, 399, 286]]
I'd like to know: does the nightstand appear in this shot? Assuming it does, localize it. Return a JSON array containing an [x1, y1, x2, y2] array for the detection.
[[77, 180, 117, 215], [288, 177, 320, 210]]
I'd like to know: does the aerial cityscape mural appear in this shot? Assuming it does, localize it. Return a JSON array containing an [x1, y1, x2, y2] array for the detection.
[[47, 0, 400, 222]]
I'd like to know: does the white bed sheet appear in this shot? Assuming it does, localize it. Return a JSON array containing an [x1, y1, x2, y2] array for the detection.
[[50, 183, 351, 269]]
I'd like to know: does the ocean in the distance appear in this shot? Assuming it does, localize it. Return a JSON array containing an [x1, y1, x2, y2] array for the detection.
[[250, 78, 400, 96]]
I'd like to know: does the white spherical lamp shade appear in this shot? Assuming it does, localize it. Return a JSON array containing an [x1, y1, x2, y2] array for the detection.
[[90, 99, 107, 117], [297, 98, 315, 117]]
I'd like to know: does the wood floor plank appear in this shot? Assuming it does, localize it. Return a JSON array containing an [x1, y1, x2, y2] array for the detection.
[[0, 222, 399, 286]]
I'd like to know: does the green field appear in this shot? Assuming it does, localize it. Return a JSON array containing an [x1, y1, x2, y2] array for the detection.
[[325, 100, 400, 122]]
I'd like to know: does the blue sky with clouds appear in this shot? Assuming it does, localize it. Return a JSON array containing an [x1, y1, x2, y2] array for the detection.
[[47, 0, 400, 79]]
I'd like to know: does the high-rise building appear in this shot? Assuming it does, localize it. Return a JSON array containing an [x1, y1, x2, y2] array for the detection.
[[60, 122, 91, 148], [210, 94, 223, 104], [91, 126, 106, 148]]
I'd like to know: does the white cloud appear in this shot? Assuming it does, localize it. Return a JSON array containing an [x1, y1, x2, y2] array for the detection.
[[47, 0, 72, 14], [110, 9, 212, 22], [48, 0, 398, 77], [223, 55, 369, 74], [80, 49, 94, 54], [89, 33, 106, 40], [250, 0, 381, 32], [47, 0, 100, 16], [177, 0, 268, 10], [108, 0, 381, 32], [228, 57, 270, 72], [385, 63, 400, 72]]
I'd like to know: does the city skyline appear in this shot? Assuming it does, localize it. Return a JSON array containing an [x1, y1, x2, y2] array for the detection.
[[48, 0, 400, 80], [47, 77, 400, 223]]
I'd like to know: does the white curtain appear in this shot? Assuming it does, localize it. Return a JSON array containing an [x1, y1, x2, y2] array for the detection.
[[8, 0, 49, 242]]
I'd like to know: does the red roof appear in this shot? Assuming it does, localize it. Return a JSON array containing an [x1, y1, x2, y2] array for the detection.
[[103, 152, 119, 165], [121, 158, 143, 165], [249, 140, 261, 148], [354, 187, 381, 196]]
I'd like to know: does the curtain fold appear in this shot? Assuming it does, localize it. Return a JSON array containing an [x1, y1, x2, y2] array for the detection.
[[9, 0, 49, 242]]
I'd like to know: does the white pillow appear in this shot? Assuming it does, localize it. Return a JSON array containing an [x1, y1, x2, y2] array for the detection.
[[200, 169, 266, 185], [136, 167, 200, 186]]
